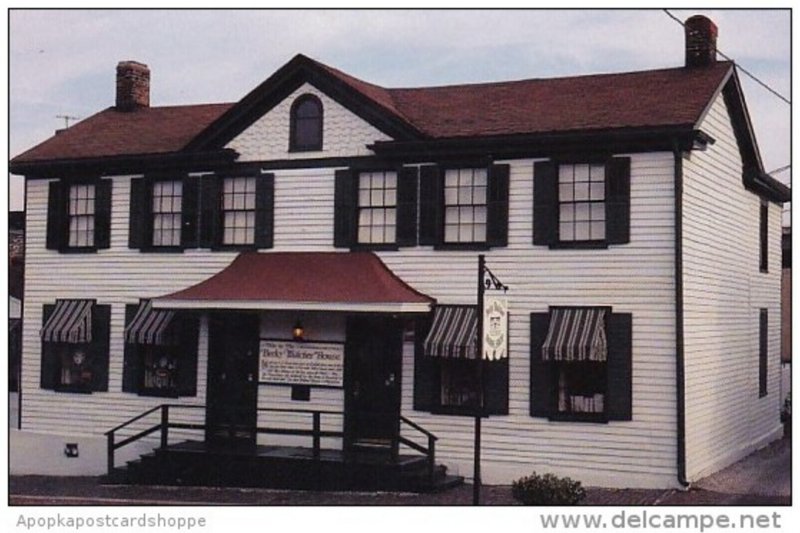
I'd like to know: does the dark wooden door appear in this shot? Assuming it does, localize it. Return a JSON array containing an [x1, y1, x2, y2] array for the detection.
[[344, 316, 403, 449], [206, 313, 259, 448]]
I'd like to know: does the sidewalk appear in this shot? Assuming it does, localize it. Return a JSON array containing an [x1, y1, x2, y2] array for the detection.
[[10, 438, 790, 506]]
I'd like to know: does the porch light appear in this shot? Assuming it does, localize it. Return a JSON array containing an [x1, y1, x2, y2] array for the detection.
[[292, 320, 305, 341]]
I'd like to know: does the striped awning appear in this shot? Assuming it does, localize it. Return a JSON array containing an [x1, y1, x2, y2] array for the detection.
[[542, 307, 608, 362], [41, 299, 93, 343], [423, 305, 478, 359], [125, 300, 176, 345]]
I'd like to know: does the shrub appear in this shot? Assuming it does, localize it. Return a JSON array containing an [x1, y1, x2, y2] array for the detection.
[[511, 472, 586, 505]]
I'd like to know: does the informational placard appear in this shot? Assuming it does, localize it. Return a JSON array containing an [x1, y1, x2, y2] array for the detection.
[[482, 296, 509, 360], [259, 340, 344, 387]]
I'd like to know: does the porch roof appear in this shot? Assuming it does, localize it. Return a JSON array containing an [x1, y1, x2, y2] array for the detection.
[[152, 251, 434, 313]]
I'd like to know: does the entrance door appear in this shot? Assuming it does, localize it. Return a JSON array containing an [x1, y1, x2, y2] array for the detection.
[[206, 313, 260, 448], [344, 316, 403, 450]]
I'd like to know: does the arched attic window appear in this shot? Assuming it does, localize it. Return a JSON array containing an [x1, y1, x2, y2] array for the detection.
[[289, 94, 323, 152]]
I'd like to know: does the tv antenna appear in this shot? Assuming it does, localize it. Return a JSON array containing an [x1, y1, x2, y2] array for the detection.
[[56, 115, 80, 128]]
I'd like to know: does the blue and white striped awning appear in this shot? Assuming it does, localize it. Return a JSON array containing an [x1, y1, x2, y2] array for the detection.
[[124, 300, 176, 345], [41, 299, 93, 344], [542, 307, 607, 362], [423, 305, 478, 359]]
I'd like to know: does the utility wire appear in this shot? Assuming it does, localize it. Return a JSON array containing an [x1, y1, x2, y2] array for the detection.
[[768, 164, 791, 175], [663, 9, 790, 105]]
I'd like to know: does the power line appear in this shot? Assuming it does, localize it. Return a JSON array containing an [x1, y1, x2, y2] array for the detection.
[[663, 9, 790, 105], [768, 164, 791, 175]]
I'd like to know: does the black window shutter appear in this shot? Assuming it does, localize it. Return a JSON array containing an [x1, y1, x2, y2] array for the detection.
[[606, 312, 633, 421], [759, 201, 768, 272], [413, 316, 437, 411], [333, 169, 356, 248], [128, 178, 149, 249], [90, 304, 111, 392], [199, 175, 221, 248], [181, 176, 199, 249], [483, 359, 509, 415], [759, 309, 768, 397], [533, 161, 558, 246], [40, 304, 58, 389], [94, 179, 112, 249], [255, 173, 275, 249], [605, 157, 631, 245], [122, 304, 141, 393], [487, 163, 510, 247], [177, 316, 200, 397], [396, 166, 419, 247], [46, 181, 67, 250], [418, 165, 443, 245], [530, 312, 555, 417]]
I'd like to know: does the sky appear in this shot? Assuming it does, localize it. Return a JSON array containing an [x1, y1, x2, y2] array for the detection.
[[5, 8, 792, 220]]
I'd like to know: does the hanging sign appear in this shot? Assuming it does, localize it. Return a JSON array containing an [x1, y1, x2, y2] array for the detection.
[[482, 296, 509, 360], [259, 340, 344, 387]]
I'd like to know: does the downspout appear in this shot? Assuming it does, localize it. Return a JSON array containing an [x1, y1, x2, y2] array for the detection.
[[673, 142, 690, 488]]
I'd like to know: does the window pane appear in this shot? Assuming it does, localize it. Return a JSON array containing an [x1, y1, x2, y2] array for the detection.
[[473, 186, 487, 205], [295, 118, 321, 148], [445, 225, 459, 242], [459, 206, 474, 224], [591, 164, 605, 182], [474, 224, 486, 242], [445, 206, 459, 225], [591, 203, 606, 221], [591, 221, 606, 240], [574, 182, 589, 201], [574, 164, 590, 182], [459, 224, 473, 242], [445, 169, 459, 188], [385, 208, 396, 226], [473, 169, 487, 187], [458, 185, 472, 204], [359, 210, 371, 227], [384, 172, 397, 189], [373, 209, 385, 226], [575, 202, 590, 221], [384, 188, 396, 206], [559, 222, 574, 241], [359, 189, 371, 207], [371, 189, 383, 206], [559, 183, 573, 202], [445, 187, 458, 205], [559, 165, 574, 184], [560, 204, 574, 222], [474, 206, 487, 224], [590, 182, 605, 201], [385, 225, 396, 243], [575, 221, 590, 240], [358, 226, 371, 243]]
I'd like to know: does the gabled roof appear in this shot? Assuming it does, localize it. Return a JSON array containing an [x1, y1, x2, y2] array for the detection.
[[153, 251, 434, 313], [12, 54, 734, 165], [12, 103, 232, 164]]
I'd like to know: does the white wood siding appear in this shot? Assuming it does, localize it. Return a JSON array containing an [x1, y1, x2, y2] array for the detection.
[[682, 93, 783, 480], [225, 82, 391, 161], [21, 148, 679, 487]]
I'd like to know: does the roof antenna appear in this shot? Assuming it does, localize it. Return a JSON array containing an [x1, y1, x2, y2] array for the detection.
[[56, 114, 80, 128]]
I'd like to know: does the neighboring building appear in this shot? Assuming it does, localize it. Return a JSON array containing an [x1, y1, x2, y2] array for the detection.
[[9, 211, 24, 401], [8, 16, 789, 489], [781, 227, 791, 406]]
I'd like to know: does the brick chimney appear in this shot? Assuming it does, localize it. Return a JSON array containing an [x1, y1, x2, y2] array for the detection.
[[685, 15, 718, 68], [116, 61, 150, 111]]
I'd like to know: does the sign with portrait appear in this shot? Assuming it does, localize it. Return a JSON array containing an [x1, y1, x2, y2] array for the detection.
[[259, 340, 344, 387], [482, 296, 509, 360]]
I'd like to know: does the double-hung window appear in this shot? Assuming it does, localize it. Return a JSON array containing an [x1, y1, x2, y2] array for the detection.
[[151, 180, 183, 247], [558, 163, 606, 242], [222, 176, 257, 245], [68, 184, 96, 247], [443, 168, 488, 244], [533, 157, 630, 248], [47, 179, 111, 252], [358, 171, 397, 244]]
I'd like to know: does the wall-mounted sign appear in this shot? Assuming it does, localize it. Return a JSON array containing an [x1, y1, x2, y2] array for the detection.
[[482, 296, 509, 360], [259, 340, 344, 387]]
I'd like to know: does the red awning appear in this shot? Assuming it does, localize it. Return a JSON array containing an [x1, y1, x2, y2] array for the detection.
[[152, 252, 434, 313]]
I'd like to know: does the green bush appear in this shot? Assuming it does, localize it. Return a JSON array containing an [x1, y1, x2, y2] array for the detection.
[[511, 472, 586, 505]]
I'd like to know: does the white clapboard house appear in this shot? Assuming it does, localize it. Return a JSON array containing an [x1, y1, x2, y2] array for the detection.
[[9, 15, 789, 490]]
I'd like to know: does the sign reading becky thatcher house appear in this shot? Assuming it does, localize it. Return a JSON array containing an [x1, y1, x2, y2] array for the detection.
[[259, 340, 344, 387], [8, 14, 789, 491]]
